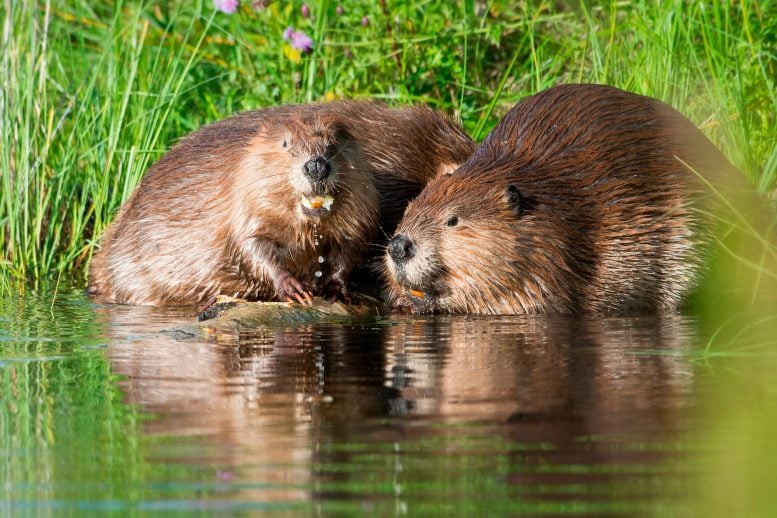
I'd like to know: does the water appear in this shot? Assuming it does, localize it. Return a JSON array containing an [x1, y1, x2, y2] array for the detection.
[[1, 289, 776, 515]]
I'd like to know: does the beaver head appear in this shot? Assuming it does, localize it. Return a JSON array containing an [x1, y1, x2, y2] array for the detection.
[[286, 115, 362, 219], [384, 158, 593, 314], [237, 112, 373, 223]]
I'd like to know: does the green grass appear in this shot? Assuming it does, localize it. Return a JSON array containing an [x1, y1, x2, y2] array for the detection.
[[1, 0, 775, 292]]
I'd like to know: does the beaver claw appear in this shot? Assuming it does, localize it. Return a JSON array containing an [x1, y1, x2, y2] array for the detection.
[[275, 274, 313, 305]]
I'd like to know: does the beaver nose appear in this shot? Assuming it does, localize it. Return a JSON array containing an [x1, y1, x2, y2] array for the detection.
[[388, 234, 415, 264], [303, 156, 331, 182]]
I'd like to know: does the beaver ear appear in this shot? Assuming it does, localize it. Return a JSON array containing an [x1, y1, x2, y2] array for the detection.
[[505, 185, 524, 215], [330, 121, 353, 142]]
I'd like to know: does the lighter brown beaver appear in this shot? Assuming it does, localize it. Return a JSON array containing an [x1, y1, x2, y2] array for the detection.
[[385, 83, 741, 314], [88, 101, 474, 306]]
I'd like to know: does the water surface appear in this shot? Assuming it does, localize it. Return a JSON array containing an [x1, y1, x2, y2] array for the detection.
[[1, 290, 775, 515]]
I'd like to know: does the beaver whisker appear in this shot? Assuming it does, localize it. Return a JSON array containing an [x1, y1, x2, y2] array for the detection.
[[376, 225, 392, 240]]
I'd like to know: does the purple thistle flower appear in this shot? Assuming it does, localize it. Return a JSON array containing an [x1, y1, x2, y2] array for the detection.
[[252, 0, 268, 10], [283, 27, 314, 54], [216, 470, 236, 481], [361, 15, 369, 26], [291, 31, 314, 53], [213, 0, 239, 14], [336, 5, 344, 15], [301, 4, 310, 18]]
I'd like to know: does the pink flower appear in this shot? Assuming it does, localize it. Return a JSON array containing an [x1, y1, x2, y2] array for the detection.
[[291, 32, 313, 53], [283, 27, 313, 53], [361, 16, 369, 26], [216, 470, 236, 481], [213, 0, 239, 14], [301, 4, 310, 18]]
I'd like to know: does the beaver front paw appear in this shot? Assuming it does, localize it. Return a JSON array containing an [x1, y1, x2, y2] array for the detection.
[[323, 273, 352, 304], [275, 274, 313, 305]]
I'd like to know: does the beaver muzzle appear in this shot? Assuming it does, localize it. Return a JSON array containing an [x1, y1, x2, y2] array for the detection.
[[300, 156, 336, 217], [388, 234, 431, 299], [388, 234, 415, 264], [303, 156, 331, 182]]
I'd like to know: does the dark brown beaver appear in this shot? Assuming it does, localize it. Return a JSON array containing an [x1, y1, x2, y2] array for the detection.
[[385, 83, 742, 314], [88, 101, 474, 306]]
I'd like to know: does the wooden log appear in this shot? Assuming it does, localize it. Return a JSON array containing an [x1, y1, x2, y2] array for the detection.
[[194, 294, 386, 333]]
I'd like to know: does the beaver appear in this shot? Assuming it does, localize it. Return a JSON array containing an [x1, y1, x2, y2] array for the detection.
[[88, 101, 474, 306], [385, 83, 743, 314]]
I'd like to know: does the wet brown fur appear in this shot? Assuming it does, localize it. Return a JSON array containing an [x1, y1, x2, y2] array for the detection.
[[88, 101, 474, 306], [385, 84, 741, 314], [321, 101, 476, 236]]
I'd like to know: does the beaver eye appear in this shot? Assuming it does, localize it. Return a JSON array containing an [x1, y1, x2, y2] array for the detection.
[[446, 216, 459, 227], [282, 139, 288, 149], [506, 185, 525, 216]]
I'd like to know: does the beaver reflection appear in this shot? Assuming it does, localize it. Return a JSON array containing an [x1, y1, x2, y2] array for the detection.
[[383, 316, 694, 427], [374, 315, 696, 503], [102, 306, 696, 505], [103, 308, 396, 503]]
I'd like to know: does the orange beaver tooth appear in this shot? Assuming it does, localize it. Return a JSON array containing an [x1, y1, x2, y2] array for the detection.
[[409, 289, 425, 298]]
